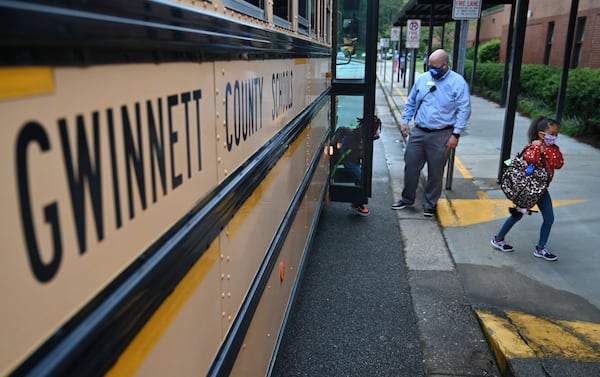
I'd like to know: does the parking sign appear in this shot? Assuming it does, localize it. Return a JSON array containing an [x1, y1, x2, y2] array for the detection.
[[406, 19, 420, 49], [391, 27, 400, 42]]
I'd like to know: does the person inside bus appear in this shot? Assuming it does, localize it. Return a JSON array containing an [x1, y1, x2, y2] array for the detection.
[[392, 49, 471, 217], [331, 116, 381, 217]]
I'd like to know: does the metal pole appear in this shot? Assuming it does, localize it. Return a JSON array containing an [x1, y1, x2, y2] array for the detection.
[[498, 0, 530, 182], [398, 25, 403, 83], [556, 0, 579, 122], [391, 44, 394, 92], [470, 18, 481, 90], [383, 50, 387, 82], [446, 19, 469, 190], [408, 48, 417, 93], [428, 4, 434, 58], [500, 2, 516, 108]]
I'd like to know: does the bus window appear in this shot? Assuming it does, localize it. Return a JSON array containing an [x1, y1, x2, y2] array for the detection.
[[273, 0, 292, 29], [273, 0, 290, 20], [324, 1, 331, 43], [298, 0, 309, 34], [335, 0, 366, 79], [224, 0, 266, 19]]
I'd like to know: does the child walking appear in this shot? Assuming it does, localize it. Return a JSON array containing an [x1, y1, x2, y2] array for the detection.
[[491, 116, 565, 260]]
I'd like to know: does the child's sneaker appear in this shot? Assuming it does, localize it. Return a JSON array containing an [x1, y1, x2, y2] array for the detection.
[[491, 235, 514, 252], [534, 246, 558, 261], [351, 204, 369, 217]]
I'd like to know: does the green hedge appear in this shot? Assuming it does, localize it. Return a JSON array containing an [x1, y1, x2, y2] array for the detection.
[[464, 61, 600, 136]]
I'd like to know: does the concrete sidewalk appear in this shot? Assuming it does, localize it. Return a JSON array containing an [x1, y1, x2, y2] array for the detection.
[[378, 65, 600, 376]]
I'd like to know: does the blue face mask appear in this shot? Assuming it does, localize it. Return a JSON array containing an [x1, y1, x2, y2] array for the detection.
[[544, 134, 557, 146], [428, 66, 444, 79]]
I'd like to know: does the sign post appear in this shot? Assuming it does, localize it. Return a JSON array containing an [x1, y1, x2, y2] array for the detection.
[[447, 1, 481, 190], [390, 27, 400, 89], [452, 0, 482, 20], [380, 38, 390, 81], [406, 19, 420, 92], [405, 19, 420, 49]]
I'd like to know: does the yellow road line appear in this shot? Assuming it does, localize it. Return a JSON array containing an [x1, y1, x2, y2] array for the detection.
[[437, 198, 585, 227], [453, 156, 473, 180]]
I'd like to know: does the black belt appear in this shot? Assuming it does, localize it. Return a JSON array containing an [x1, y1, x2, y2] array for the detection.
[[415, 125, 453, 132]]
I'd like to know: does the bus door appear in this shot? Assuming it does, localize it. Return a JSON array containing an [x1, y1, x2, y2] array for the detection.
[[329, 0, 379, 205]]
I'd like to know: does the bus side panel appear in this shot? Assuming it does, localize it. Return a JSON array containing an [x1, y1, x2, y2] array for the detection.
[[106, 242, 222, 377], [229, 108, 330, 377], [112, 98, 331, 377], [218, 127, 308, 337], [0, 63, 218, 374], [216, 59, 306, 183], [305, 58, 331, 103]]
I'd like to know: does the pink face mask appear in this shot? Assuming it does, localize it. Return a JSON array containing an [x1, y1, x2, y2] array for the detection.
[[543, 134, 557, 146]]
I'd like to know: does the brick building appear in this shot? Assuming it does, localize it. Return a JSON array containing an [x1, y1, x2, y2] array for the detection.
[[468, 0, 600, 68]]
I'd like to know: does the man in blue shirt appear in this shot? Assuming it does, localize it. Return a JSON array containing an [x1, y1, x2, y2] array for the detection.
[[391, 49, 471, 217]]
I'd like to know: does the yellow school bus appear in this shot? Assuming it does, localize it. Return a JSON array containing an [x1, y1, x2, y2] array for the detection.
[[1, 1, 335, 376]]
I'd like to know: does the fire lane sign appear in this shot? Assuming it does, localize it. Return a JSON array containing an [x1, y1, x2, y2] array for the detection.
[[406, 19, 420, 49], [452, 0, 482, 20]]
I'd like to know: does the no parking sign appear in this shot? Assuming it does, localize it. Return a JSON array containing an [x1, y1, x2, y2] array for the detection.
[[406, 19, 420, 49]]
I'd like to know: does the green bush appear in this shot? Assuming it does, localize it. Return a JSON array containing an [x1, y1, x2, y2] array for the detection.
[[564, 68, 600, 134], [466, 47, 475, 60], [464, 60, 600, 137], [478, 39, 501, 63]]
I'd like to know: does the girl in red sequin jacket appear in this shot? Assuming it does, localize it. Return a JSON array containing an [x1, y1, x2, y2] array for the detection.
[[491, 116, 564, 261]]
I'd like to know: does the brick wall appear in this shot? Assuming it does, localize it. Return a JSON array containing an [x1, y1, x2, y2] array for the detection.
[[469, 1, 600, 69]]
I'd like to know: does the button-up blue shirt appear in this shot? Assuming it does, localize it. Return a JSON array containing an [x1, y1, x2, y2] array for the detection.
[[402, 69, 471, 135]]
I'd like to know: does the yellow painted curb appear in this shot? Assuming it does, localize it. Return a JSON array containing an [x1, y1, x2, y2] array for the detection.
[[508, 312, 600, 361]]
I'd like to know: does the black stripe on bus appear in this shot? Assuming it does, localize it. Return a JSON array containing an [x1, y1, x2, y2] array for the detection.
[[0, 0, 331, 66], [10, 89, 331, 377]]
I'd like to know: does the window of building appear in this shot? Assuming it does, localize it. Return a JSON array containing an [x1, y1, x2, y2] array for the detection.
[[544, 21, 554, 65], [571, 17, 586, 68]]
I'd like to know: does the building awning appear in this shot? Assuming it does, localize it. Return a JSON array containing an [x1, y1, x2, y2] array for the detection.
[[393, 0, 515, 27]]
